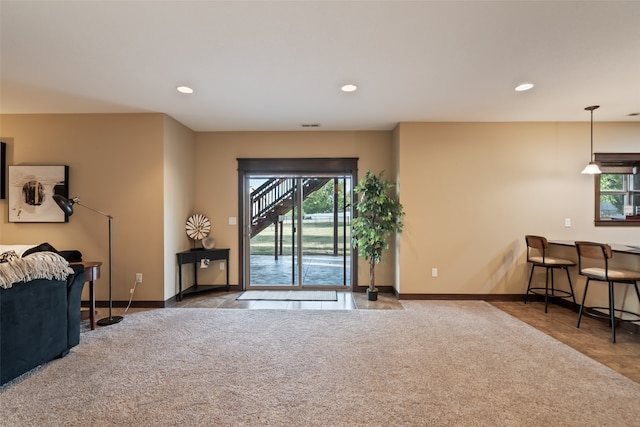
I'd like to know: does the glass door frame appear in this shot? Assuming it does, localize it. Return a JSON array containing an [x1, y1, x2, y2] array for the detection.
[[237, 158, 358, 291]]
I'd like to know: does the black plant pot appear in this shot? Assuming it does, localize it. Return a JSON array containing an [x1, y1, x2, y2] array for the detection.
[[366, 289, 378, 301]]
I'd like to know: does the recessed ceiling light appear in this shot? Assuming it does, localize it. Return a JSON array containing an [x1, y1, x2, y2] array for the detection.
[[515, 83, 534, 92], [341, 84, 357, 93], [177, 85, 194, 94]]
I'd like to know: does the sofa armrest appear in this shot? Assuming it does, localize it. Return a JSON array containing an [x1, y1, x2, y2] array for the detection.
[[0, 278, 68, 385], [66, 264, 85, 348]]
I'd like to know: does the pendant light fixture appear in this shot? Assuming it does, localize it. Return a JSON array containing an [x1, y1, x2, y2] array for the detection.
[[581, 105, 602, 174]]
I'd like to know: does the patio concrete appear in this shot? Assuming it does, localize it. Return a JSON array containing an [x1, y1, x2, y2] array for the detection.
[[249, 254, 351, 287]]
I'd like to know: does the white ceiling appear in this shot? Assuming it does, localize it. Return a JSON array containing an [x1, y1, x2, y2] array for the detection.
[[1, 1, 639, 131]]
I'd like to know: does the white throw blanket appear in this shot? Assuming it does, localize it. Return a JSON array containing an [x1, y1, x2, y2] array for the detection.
[[0, 252, 75, 289]]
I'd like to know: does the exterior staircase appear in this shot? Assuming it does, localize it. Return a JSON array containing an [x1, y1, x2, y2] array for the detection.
[[250, 177, 331, 237]]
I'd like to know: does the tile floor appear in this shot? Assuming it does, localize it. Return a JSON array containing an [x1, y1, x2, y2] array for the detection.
[[172, 290, 403, 310]]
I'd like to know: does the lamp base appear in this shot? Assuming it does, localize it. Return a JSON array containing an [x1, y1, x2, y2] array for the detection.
[[96, 315, 124, 326]]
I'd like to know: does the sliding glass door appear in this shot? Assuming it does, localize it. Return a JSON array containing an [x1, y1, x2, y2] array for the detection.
[[245, 175, 351, 289], [237, 158, 357, 290]]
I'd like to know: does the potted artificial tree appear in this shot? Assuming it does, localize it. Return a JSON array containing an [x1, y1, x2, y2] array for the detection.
[[351, 170, 405, 301]]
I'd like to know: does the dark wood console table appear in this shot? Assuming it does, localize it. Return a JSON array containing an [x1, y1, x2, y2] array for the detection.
[[176, 249, 230, 301]]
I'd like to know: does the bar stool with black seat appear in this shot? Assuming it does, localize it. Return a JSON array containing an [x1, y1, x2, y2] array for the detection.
[[523, 235, 576, 313], [575, 241, 640, 343]]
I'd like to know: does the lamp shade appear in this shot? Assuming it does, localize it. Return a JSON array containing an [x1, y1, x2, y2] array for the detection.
[[52, 194, 76, 216], [581, 162, 602, 175]]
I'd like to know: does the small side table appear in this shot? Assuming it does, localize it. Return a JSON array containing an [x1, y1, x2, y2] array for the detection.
[[176, 249, 230, 301], [71, 261, 102, 330]]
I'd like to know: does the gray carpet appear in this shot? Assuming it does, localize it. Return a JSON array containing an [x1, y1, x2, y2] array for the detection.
[[2, 301, 640, 426], [237, 290, 338, 301]]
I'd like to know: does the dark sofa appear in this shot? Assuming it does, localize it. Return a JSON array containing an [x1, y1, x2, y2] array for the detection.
[[0, 264, 85, 386]]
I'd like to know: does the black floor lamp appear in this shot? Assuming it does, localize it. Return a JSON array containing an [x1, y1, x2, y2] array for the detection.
[[53, 195, 123, 326]]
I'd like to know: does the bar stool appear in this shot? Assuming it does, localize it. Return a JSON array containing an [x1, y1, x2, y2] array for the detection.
[[524, 235, 576, 313], [575, 241, 640, 343]]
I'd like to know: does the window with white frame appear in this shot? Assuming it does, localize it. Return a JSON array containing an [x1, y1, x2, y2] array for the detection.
[[594, 153, 640, 226]]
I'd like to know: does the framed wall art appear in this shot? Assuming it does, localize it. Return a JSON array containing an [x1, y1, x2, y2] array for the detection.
[[8, 165, 69, 222], [0, 142, 5, 199]]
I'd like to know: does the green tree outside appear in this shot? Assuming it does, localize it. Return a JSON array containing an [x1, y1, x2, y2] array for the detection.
[[600, 174, 624, 215], [303, 180, 348, 215]]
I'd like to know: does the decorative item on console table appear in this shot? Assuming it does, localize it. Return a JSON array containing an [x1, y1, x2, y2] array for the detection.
[[185, 214, 212, 250], [351, 170, 405, 301]]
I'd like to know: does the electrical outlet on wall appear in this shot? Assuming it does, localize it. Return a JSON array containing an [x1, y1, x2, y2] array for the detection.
[[136, 273, 143, 283]]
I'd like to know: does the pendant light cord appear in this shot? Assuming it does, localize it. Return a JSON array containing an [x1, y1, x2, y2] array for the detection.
[[585, 105, 600, 162], [589, 108, 594, 161]]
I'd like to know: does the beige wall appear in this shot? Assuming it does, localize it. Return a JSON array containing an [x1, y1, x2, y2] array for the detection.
[[1, 114, 167, 303], [397, 122, 640, 313], [392, 125, 402, 288], [163, 116, 197, 300], [1, 114, 639, 316], [193, 131, 395, 288]]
